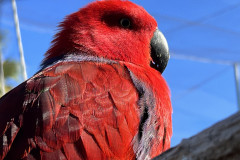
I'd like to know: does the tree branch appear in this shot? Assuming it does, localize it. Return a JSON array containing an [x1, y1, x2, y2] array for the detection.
[[153, 112, 240, 160]]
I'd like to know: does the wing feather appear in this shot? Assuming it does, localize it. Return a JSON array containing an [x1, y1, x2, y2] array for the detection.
[[0, 61, 140, 160]]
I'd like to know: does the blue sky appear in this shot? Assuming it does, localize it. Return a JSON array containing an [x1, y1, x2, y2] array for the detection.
[[1, 0, 239, 147]]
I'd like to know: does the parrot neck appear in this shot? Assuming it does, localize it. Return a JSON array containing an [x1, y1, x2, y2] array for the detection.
[[40, 53, 117, 70]]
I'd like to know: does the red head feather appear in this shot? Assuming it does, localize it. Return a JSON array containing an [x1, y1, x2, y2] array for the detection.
[[44, 0, 157, 68]]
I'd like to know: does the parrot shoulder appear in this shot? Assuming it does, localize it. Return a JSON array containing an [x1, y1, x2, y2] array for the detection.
[[0, 61, 142, 159]]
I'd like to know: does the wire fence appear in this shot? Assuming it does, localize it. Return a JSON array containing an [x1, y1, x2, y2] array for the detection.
[[0, 0, 239, 107]]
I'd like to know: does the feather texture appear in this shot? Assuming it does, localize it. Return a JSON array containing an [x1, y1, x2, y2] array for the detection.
[[0, 0, 172, 159], [0, 56, 171, 159]]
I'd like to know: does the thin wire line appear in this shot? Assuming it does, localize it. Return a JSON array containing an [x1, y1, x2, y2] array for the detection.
[[152, 14, 240, 37], [173, 66, 231, 101], [164, 2, 240, 34], [11, 0, 27, 80], [171, 53, 236, 65], [0, 0, 6, 95], [0, 50, 5, 95], [234, 64, 240, 110]]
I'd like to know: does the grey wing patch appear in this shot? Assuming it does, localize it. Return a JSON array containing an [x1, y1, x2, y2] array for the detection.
[[126, 68, 158, 160], [40, 54, 117, 71]]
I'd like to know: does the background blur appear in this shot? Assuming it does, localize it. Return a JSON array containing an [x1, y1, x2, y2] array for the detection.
[[0, 0, 239, 147]]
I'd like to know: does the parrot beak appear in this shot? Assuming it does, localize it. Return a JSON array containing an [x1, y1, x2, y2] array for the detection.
[[150, 28, 169, 74]]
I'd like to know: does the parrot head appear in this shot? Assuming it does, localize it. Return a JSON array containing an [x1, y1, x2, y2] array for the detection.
[[44, 0, 169, 73]]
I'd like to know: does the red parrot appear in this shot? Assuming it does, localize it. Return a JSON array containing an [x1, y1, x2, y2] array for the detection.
[[0, 0, 172, 159]]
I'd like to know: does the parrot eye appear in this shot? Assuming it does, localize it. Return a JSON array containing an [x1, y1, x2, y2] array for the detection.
[[120, 18, 131, 28]]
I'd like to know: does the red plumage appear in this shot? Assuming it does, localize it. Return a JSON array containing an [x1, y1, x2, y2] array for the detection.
[[0, 1, 172, 159]]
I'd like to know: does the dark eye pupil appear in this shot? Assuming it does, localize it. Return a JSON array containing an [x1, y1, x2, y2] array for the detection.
[[120, 18, 131, 28]]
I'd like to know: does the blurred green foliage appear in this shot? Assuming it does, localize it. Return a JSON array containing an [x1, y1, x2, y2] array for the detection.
[[0, 31, 21, 96], [3, 59, 20, 81]]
